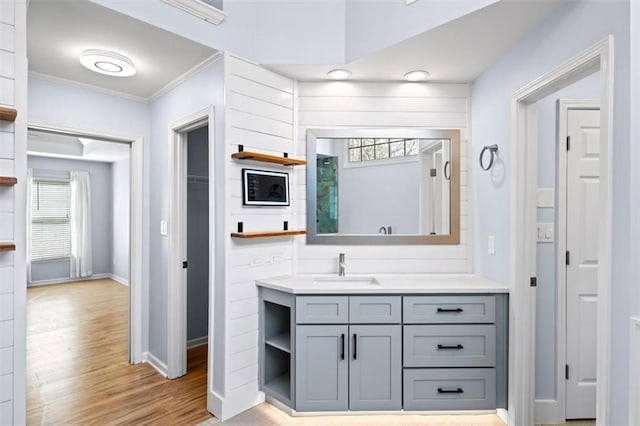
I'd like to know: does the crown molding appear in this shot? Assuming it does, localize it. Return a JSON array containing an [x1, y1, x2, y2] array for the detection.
[[28, 71, 149, 103], [160, 0, 226, 25], [148, 51, 223, 102]]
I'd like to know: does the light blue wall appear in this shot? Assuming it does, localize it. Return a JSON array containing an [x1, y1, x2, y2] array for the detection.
[[28, 75, 151, 352], [112, 157, 130, 282], [471, 1, 630, 422], [28, 156, 113, 283], [147, 60, 225, 365], [534, 73, 600, 400], [186, 126, 209, 342]]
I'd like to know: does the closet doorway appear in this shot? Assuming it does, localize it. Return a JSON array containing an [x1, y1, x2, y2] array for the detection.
[[166, 107, 215, 381]]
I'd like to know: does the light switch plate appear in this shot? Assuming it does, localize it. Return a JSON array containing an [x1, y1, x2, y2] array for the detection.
[[160, 220, 168, 236], [537, 188, 554, 208], [536, 223, 554, 243], [488, 236, 495, 255]]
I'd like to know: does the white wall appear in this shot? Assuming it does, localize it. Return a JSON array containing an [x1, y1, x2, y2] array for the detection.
[[91, 0, 347, 65], [471, 1, 630, 423], [27, 156, 115, 283], [27, 75, 150, 352], [344, 0, 498, 61], [338, 158, 420, 235], [1, 0, 27, 422], [112, 157, 130, 283], [534, 73, 600, 400], [295, 81, 471, 274], [218, 53, 295, 419]]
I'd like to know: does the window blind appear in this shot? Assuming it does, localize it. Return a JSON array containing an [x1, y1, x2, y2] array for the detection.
[[31, 180, 71, 261]]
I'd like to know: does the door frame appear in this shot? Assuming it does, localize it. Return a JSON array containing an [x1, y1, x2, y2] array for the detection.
[[555, 99, 600, 421], [509, 36, 613, 425], [26, 121, 146, 364], [167, 106, 215, 379]]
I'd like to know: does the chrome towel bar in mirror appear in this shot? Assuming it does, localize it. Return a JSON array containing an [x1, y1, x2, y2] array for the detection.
[[479, 144, 499, 171]]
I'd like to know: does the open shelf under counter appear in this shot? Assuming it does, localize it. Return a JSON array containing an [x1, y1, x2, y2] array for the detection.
[[264, 371, 291, 401], [231, 150, 306, 166], [265, 332, 291, 353], [231, 230, 306, 239]]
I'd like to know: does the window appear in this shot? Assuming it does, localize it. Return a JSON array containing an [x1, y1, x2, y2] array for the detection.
[[31, 180, 71, 261], [348, 138, 420, 163]]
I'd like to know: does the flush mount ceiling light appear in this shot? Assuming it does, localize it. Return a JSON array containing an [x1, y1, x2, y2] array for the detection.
[[79, 49, 137, 77], [327, 69, 352, 80], [404, 70, 430, 82]]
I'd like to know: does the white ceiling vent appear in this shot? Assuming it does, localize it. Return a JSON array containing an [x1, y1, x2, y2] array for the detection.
[[161, 0, 226, 25]]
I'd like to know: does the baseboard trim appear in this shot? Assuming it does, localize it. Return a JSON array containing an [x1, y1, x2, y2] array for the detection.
[[535, 399, 563, 424], [187, 336, 208, 349], [496, 408, 508, 424], [27, 273, 110, 287], [108, 273, 129, 286], [143, 351, 169, 378]]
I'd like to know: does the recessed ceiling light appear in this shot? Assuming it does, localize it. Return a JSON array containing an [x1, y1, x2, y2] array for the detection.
[[327, 69, 352, 80], [403, 70, 430, 82], [80, 49, 136, 77]]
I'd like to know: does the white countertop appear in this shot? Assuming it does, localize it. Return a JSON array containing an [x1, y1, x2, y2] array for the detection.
[[256, 274, 509, 294]]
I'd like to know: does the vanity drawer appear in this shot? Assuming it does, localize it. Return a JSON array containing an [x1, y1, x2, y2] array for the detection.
[[403, 295, 496, 324], [296, 296, 349, 324], [403, 368, 496, 410], [403, 324, 496, 367], [349, 296, 401, 324]]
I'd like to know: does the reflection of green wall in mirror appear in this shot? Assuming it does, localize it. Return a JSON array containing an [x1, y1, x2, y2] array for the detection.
[[316, 156, 338, 233]]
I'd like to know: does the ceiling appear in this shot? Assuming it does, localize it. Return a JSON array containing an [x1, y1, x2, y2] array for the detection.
[[269, 0, 565, 82], [27, 0, 218, 99], [27, 130, 130, 163]]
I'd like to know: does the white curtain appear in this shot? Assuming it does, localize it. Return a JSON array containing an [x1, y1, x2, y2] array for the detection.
[[26, 169, 33, 283], [70, 171, 93, 278]]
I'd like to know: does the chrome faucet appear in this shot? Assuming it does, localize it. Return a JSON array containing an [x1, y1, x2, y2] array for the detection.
[[378, 226, 387, 234], [338, 253, 346, 276]]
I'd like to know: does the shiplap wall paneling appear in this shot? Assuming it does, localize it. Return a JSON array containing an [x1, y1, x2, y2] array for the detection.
[[294, 81, 471, 274], [0, 1, 16, 422], [223, 54, 295, 415]]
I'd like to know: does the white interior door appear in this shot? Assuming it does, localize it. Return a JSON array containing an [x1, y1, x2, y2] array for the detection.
[[565, 108, 600, 419]]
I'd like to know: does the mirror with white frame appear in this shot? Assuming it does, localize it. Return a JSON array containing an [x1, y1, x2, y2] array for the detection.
[[306, 128, 460, 245]]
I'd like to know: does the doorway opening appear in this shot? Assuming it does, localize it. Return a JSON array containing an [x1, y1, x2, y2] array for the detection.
[[167, 108, 215, 382], [25, 125, 144, 423], [509, 37, 613, 425]]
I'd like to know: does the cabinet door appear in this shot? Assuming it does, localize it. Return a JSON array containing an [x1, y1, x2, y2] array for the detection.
[[295, 325, 348, 411], [349, 325, 402, 411]]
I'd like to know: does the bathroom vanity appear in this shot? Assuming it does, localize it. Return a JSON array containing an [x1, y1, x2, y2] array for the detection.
[[257, 275, 509, 414]]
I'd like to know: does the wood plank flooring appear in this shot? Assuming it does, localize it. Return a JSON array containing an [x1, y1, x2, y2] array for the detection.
[[27, 279, 214, 425]]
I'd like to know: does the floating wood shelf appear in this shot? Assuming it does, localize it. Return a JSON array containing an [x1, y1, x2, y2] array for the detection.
[[0, 243, 16, 252], [0, 106, 17, 122], [231, 151, 306, 166], [231, 230, 306, 239], [0, 177, 17, 186]]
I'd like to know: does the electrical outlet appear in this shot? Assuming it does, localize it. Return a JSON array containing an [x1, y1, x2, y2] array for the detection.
[[251, 256, 265, 266], [488, 236, 495, 255], [271, 255, 283, 264]]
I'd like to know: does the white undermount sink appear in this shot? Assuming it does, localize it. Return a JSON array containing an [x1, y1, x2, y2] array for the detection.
[[312, 276, 381, 286]]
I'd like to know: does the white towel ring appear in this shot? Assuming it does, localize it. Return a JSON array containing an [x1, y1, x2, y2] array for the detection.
[[480, 144, 499, 171]]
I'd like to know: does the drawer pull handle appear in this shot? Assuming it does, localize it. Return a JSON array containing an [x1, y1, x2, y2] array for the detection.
[[353, 333, 357, 360], [437, 344, 464, 350], [437, 307, 464, 313], [438, 387, 464, 394]]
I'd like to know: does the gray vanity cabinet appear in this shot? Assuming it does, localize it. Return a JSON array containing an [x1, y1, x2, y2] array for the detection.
[[295, 325, 349, 411], [349, 325, 402, 410]]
